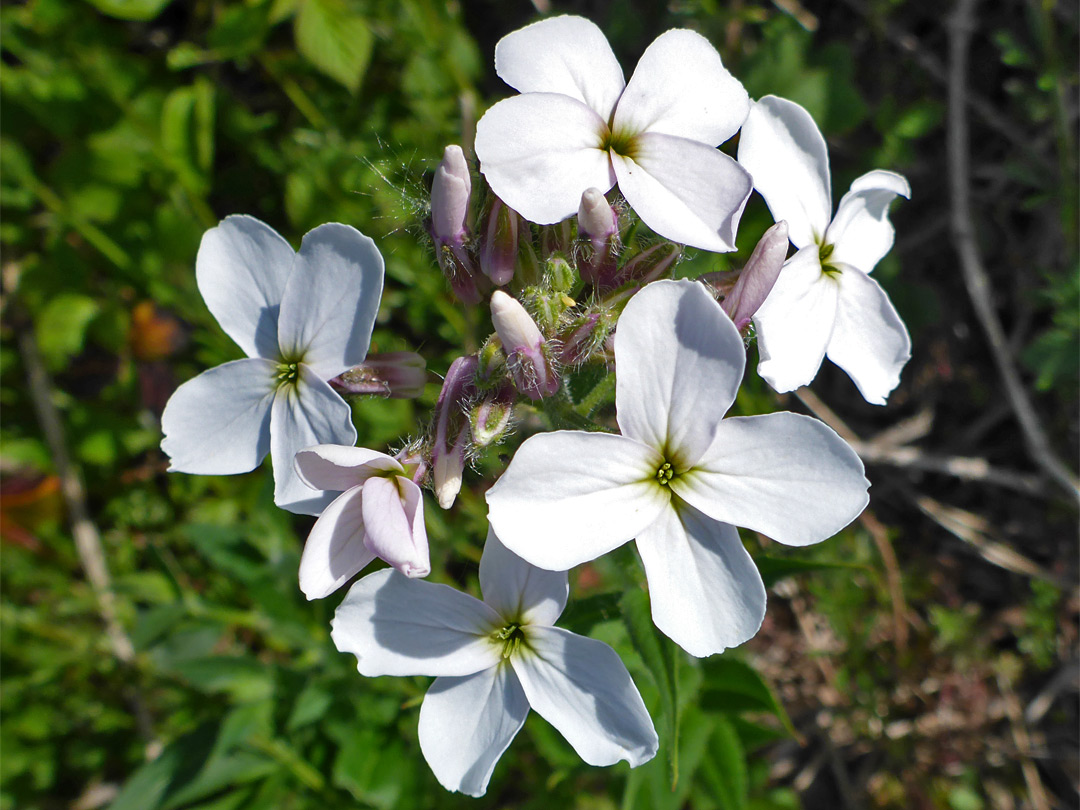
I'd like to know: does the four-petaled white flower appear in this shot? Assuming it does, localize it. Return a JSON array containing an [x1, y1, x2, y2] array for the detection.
[[294, 445, 430, 599], [737, 95, 912, 405], [486, 279, 870, 657], [331, 529, 658, 797], [161, 216, 383, 514], [474, 15, 753, 252]]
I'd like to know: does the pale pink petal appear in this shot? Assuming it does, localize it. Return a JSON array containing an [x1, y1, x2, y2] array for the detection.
[[332, 569, 503, 677], [418, 667, 529, 798], [613, 29, 748, 146], [614, 280, 744, 468], [670, 412, 869, 546], [493, 15, 625, 121], [485, 431, 668, 572], [825, 264, 912, 405], [294, 445, 402, 492], [195, 216, 294, 359], [634, 504, 765, 657], [475, 93, 615, 225], [512, 626, 658, 767], [825, 170, 911, 274], [479, 529, 568, 628], [737, 96, 832, 248], [277, 223, 384, 380], [298, 485, 375, 600], [361, 476, 430, 578], [161, 358, 276, 475], [270, 366, 357, 515], [611, 133, 752, 252], [752, 246, 838, 393]]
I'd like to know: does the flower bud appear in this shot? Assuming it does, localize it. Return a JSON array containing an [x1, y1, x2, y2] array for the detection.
[[330, 352, 427, 399], [547, 255, 577, 294], [430, 355, 477, 509], [559, 309, 614, 366], [469, 383, 515, 447], [490, 291, 559, 400], [481, 198, 519, 286], [616, 241, 682, 287], [430, 145, 471, 247], [720, 221, 789, 333], [578, 188, 618, 244]]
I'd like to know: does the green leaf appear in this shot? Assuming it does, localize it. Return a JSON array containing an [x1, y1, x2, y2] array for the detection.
[[699, 715, 748, 810], [700, 657, 796, 739], [294, 0, 373, 92], [755, 555, 867, 587], [35, 293, 100, 371], [83, 0, 175, 22], [621, 588, 680, 788], [173, 657, 275, 703]]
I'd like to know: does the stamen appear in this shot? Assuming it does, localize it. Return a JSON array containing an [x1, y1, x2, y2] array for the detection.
[[492, 623, 526, 659], [655, 462, 674, 485]]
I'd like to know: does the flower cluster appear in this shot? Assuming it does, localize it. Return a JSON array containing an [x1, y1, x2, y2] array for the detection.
[[160, 14, 909, 797]]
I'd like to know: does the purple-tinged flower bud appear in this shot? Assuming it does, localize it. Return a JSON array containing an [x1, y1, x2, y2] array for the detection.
[[617, 241, 682, 287], [469, 383, 515, 447], [430, 355, 477, 509], [719, 221, 789, 334], [559, 309, 614, 367], [578, 188, 619, 288], [431, 145, 471, 247], [330, 351, 427, 399], [578, 188, 618, 244], [481, 198, 519, 286], [490, 291, 559, 400]]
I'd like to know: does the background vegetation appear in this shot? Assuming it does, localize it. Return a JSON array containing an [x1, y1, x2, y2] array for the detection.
[[2, 1, 1077, 808]]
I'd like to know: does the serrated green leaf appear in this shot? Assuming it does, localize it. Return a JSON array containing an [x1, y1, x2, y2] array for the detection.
[[294, 0, 373, 92], [700, 715, 748, 810]]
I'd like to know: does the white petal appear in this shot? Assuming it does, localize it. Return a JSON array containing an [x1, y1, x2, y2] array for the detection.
[[419, 666, 529, 798], [614, 280, 744, 468], [612, 133, 752, 251], [613, 29, 748, 146], [331, 569, 503, 677], [161, 358, 275, 475], [825, 264, 912, 405], [634, 503, 765, 657], [825, 170, 911, 273], [479, 528, 568, 627], [361, 476, 430, 578], [475, 93, 615, 225], [737, 96, 831, 248], [493, 15, 625, 121], [752, 246, 838, 393], [195, 216, 295, 359], [277, 223, 384, 380], [512, 626, 658, 767], [270, 367, 357, 515], [298, 485, 375, 600], [294, 445, 403, 492], [670, 412, 869, 546], [486, 431, 668, 571]]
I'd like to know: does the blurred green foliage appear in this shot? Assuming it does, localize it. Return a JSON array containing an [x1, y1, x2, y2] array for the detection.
[[2, 1, 1075, 809]]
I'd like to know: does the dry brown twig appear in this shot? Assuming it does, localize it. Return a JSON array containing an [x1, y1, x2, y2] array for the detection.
[[946, 0, 1080, 504]]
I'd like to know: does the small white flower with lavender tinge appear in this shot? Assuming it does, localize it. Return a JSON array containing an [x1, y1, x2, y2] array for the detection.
[[331, 530, 658, 797], [160, 216, 383, 514], [738, 95, 911, 404], [486, 279, 870, 657], [475, 15, 753, 252], [293, 445, 430, 599]]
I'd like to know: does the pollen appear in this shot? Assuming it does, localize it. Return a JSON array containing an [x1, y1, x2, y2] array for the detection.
[[276, 361, 300, 384], [655, 462, 675, 485]]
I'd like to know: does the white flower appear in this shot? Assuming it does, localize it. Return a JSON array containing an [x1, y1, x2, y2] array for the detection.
[[486, 279, 870, 657], [160, 216, 383, 514], [474, 15, 753, 252], [331, 530, 658, 797], [293, 445, 430, 599], [737, 95, 912, 404]]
